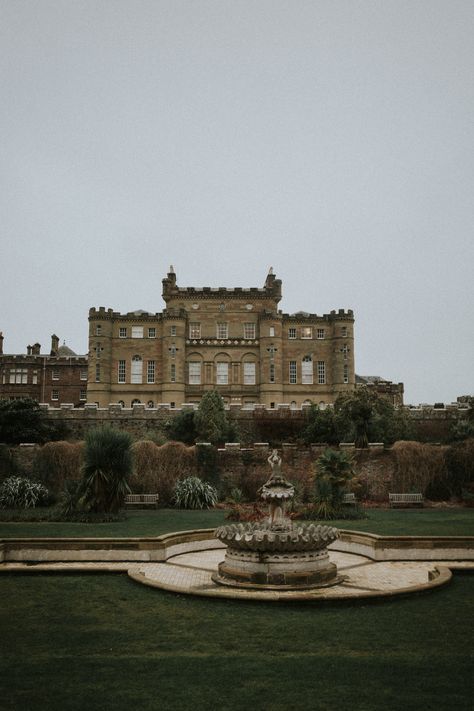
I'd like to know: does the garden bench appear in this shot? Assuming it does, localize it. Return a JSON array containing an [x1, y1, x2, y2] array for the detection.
[[124, 494, 159, 509], [388, 493, 424, 508], [342, 493, 357, 505]]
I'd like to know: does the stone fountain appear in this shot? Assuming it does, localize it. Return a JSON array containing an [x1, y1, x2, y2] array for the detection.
[[213, 449, 342, 590]]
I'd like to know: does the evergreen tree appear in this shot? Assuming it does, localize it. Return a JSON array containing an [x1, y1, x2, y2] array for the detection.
[[194, 390, 231, 445]]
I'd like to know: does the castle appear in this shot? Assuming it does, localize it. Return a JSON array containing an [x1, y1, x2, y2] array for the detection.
[[86, 267, 355, 408]]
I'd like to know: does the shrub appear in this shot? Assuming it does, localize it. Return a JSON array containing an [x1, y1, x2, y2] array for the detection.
[[444, 438, 474, 498], [80, 427, 133, 513], [195, 391, 233, 445], [33, 441, 83, 494], [0, 476, 50, 509], [164, 410, 197, 445], [392, 441, 448, 497], [130, 440, 196, 505], [173, 476, 218, 509]]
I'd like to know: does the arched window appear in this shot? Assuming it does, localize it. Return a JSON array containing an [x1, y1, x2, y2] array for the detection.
[[118, 400, 125, 408], [147, 400, 154, 409], [131, 398, 141, 406], [131, 355, 143, 384]]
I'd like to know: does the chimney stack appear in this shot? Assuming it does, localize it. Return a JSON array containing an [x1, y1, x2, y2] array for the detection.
[[32, 343, 41, 355], [51, 334, 59, 356], [0, 332, 3, 355]]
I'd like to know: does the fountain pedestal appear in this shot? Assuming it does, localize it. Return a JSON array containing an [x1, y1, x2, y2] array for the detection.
[[213, 450, 341, 590]]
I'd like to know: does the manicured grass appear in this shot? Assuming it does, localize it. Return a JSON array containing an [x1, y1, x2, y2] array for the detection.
[[1, 572, 473, 711], [0, 507, 473, 539]]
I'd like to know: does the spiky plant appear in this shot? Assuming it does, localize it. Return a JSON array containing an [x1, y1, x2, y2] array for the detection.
[[0, 476, 49, 509], [174, 476, 218, 510], [80, 427, 132, 513]]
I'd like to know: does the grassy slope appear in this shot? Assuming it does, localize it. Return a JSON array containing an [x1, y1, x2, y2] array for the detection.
[[2, 573, 473, 711], [0, 507, 473, 538]]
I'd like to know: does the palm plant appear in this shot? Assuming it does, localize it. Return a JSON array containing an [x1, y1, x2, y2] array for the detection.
[[80, 427, 133, 513], [174, 476, 218, 509], [313, 449, 355, 518]]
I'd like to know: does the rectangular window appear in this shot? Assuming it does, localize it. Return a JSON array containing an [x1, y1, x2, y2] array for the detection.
[[80, 388, 87, 401], [95, 364, 100, 382], [52, 368, 60, 380], [95, 344, 101, 358], [9, 368, 28, 384], [80, 368, 88, 380], [243, 362, 256, 385], [147, 360, 155, 384], [217, 323, 228, 339], [342, 345, 349, 360], [288, 327, 296, 339], [244, 323, 256, 339], [95, 325, 102, 336], [341, 326, 348, 337], [170, 325, 176, 336], [269, 363, 275, 383], [317, 328, 325, 339], [301, 327, 312, 339], [343, 364, 349, 384], [32, 371, 38, 385], [317, 361, 326, 384], [189, 362, 201, 384], [170, 363, 176, 382], [216, 362, 229, 384], [269, 326, 275, 337], [119, 327, 127, 338], [131, 326, 143, 339], [148, 328, 156, 338], [131, 357, 143, 384], [169, 345, 177, 357], [51, 389, 59, 401], [289, 361, 297, 384], [189, 322, 201, 339], [118, 360, 126, 383], [302, 358, 313, 385]]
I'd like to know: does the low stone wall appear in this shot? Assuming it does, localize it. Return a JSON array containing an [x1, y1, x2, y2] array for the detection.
[[37, 402, 471, 442]]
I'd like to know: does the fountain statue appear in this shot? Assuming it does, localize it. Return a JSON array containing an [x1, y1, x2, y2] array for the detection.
[[213, 449, 341, 589]]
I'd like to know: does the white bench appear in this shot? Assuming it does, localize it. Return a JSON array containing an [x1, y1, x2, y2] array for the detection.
[[124, 494, 159, 509], [342, 493, 357, 505], [389, 493, 424, 508]]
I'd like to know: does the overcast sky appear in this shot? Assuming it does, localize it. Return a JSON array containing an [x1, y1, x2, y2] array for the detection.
[[1, 1, 473, 405]]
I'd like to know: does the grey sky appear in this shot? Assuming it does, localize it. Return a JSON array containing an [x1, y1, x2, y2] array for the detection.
[[1, 1, 473, 404]]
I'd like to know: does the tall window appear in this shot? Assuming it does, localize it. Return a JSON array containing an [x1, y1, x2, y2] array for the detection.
[[147, 360, 155, 384], [170, 363, 176, 382], [342, 345, 349, 360], [118, 360, 126, 383], [132, 326, 143, 338], [32, 371, 38, 385], [80, 389, 87, 401], [301, 327, 312, 339], [289, 361, 297, 384], [95, 364, 100, 382], [95, 324, 102, 336], [243, 362, 256, 385], [80, 368, 88, 380], [131, 355, 143, 384], [343, 364, 349, 384], [52, 368, 60, 380], [189, 323, 201, 339], [216, 362, 228, 384], [119, 327, 127, 338], [269, 363, 275, 383], [317, 328, 325, 339], [170, 325, 176, 336], [243, 323, 256, 339], [189, 362, 201, 384], [51, 390, 59, 401], [341, 326, 348, 337], [95, 344, 101, 358], [302, 356, 313, 385], [288, 327, 296, 339], [217, 323, 228, 339], [317, 361, 326, 384], [269, 326, 275, 337], [148, 328, 156, 338]]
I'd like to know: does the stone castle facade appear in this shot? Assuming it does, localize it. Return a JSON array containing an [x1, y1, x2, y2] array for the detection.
[[86, 268, 355, 408]]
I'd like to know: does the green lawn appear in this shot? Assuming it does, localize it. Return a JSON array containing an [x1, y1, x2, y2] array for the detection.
[[1, 572, 473, 711], [0, 507, 473, 538]]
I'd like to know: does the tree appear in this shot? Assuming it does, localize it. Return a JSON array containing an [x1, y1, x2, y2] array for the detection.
[[194, 390, 234, 445], [313, 448, 355, 518], [334, 389, 412, 448], [165, 409, 197, 445], [0, 398, 45, 444], [302, 404, 340, 445], [80, 427, 133, 513]]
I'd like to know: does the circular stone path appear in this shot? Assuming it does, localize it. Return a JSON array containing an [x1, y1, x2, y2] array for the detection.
[[128, 544, 455, 602]]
